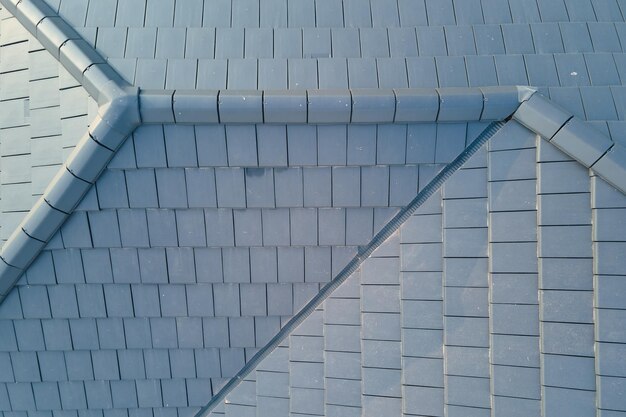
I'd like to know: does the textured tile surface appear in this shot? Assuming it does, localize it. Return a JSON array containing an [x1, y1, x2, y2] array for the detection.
[[5, 1, 626, 417]]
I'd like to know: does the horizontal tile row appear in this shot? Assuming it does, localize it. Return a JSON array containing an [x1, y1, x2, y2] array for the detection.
[[114, 124, 472, 170], [54, 0, 626, 30], [5, 282, 320, 319], [140, 87, 526, 125], [0, 314, 303, 352], [57, 208, 396, 250], [119, 54, 626, 93], [0, 378, 220, 410], [92, 23, 626, 62], [0, 348, 260, 382], [21, 244, 357, 285], [91, 166, 425, 209]]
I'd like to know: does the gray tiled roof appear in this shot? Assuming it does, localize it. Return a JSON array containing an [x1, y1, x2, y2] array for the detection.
[[0, 8, 95, 242], [1, 0, 626, 416], [32, 0, 626, 133], [202, 120, 624, 417]]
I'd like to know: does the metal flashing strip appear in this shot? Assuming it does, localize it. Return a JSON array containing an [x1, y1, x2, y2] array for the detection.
[[195, 119, 508, 417]]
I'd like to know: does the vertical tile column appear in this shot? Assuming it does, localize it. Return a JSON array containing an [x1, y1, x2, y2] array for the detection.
[[487, 122, 541, 416], [441, 146, 491, 416], [224, 372, 257, 417], [361, 236, 402, 416], [537, 140, 596, 416], [592, 175, 626, 415], [400, 190, 444, 417], [255, 344, 291, 417], [323, 271, 362, 417], [289, 309, 325, 417]]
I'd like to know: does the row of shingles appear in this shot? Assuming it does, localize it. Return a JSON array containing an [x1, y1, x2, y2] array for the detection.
[[592, 173, 626, 413], [132, 52, 626, 92], [124, 124, 454, 169], [440, 143, 491, 415], [322, 268, 361, 416], [93, 166, 420, 209], [487, 121, 541, 416], [358, 233, 402, 416], [0, 10, 32, 242], [52, 0, 626, 30], [88, 166, 420, 211], [100, 52, 626, 93], [396, 147, 488, 416], [93, 22, 626, 61], [288, 307, 325, 416], [399, 183, 444, 415], [536, 137, 596, 415]]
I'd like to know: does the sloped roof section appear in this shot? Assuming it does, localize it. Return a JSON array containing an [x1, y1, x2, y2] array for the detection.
[[200, 119, 622, 416], [0, 6, 96, 244], [0, 0, 140, 300], [1, 0, 626, 330], [0, 2, 626, 416], [198, 120, 506, 415]]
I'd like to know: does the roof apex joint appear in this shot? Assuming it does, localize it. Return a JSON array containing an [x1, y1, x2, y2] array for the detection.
[[97, 82, 141, 133]]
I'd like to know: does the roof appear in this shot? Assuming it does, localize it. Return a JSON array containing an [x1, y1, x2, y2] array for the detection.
[[0, 0, 625, 416], [2, 0, 625, 301]]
